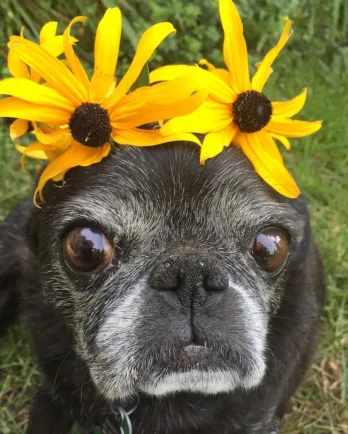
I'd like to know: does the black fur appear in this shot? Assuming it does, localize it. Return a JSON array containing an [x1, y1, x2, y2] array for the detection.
[[0, 144, 326, 434]]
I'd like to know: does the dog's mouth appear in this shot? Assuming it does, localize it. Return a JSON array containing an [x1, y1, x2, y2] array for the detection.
[[139, 339, 253, 376], [135, 340, 263, 397], [181, 344, 211, 362]]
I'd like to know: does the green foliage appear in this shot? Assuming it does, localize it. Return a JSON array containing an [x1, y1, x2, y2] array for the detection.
[[0, 0, 348, 77]]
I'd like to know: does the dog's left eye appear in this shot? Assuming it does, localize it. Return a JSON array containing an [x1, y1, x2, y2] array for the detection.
[[248, 228, 289, 273], [63, 227, 114, 273]]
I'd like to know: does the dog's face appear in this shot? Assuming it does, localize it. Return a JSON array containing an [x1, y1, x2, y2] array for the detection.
[[31, 143, 310, 401]]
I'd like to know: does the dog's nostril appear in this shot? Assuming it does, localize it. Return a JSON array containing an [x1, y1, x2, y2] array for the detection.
[[150, 260, 179, 290], [204, 270, 229, 292]]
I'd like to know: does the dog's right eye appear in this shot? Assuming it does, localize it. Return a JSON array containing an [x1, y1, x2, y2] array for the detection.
[[63, 227, 114, 273]]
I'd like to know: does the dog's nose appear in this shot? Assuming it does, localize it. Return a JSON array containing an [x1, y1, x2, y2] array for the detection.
[[150, 254, 229, 306]]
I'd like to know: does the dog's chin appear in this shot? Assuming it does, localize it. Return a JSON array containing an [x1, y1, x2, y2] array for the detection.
[[90, 349, 266, 401], [138, 363, 266, 397], [136, 344, 266, 397]]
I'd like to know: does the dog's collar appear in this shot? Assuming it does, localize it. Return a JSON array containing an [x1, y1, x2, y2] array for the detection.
[[92, 393, 140, 434]]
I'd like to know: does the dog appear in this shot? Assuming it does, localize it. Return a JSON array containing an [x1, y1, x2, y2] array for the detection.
[[0, 142, 326, 433]]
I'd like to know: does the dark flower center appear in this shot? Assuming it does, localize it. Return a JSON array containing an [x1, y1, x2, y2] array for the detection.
[[232, 90, 272, 133], [69, 103, 112, 147]]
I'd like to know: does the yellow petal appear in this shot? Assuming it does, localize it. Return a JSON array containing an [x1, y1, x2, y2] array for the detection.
[[150, 65, 235, 104], [8, 50, 30, 79], [104, 23, 176, 109], [272, 88, 307, 118], [161, 99, 232, 135], [16, 142, 50, 172], [267, 118, 322, 138], [112, 89, 207, 129], [39, 22, 58, 45], [269, 133, 291, 150], [112, 128, 201, 147], [252, 18, 292, 92], [212, 68, 231, 85], [255, 61, 273, 84], [200, 124, 238, 164], [111, 75, 207, 124], [34, 125, 69, 145], [41, 35, 74, 58], [0, 97, 70, 125], [35, 140, 111, 204], [63, 17, 90, 93], [16, 143, 48, 168], [10, 36, 86, 104], [115, 74, 205, 107], [219, 0, 250, 92], [16, 143, 47, 159], [10, 119, 29, 140], [90, 8, 122, 103], [0, 78, 74, 111], [235, 130, 300, 198]]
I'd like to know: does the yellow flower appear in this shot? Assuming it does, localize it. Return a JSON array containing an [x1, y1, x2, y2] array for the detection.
[[8, 22, 77, 141], [151, 0, 322, 198], [0, 8, 206, 205]]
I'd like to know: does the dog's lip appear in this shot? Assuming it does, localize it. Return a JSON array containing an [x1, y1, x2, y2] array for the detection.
[[180, 344, 211, 362]]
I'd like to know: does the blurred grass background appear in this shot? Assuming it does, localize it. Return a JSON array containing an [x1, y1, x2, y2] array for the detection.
[[0, 0, 347, 433]]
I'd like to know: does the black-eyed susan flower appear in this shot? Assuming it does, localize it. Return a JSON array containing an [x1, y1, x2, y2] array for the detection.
[[0, 8, 206, 205], [150, 0, 322, 198]]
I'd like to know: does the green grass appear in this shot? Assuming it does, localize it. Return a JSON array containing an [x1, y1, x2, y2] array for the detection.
[[0, 37, 348, 434]]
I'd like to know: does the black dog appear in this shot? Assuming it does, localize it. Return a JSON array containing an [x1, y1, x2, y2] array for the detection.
[[0, 143, 326, 434]]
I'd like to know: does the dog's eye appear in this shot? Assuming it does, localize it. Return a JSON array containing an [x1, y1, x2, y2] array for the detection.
[[248, 228, 289, 273], [63, 227, 114, 273]]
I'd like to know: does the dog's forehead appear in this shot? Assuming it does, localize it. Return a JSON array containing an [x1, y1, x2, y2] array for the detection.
[[43, 143, 303, 230]]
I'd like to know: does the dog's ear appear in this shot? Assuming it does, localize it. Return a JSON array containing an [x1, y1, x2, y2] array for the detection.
[[0, 199, 36, 333], [25, 203, 40, 256]]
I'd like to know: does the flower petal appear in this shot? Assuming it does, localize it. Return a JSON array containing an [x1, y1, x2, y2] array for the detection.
[[112, 89, 207, 129], [10, 36, 86, 104], [112, 128, 201, 147], [252, 18, 292, 92], [212, 68, 231, 85], [272, 88, 307, 118], [219, 0, 250, 92], [200, 124, 238, 164], [104, 23, 176, 109], [269, 133, 291, 150], [267, 118, 322, 138], [0, 97, 70, 125], [0, 78, 74, 111], [197, 59, 231, 85], [8, 50, 30, 79], [35, 140, 110, 204], [90, 7, 122, 103], [63, 17, 90, 93], [150, 65, 235, 104], [115, 74, 205, 107], [41, 35, 77, 58], [39, 22, 58, 45], [111, 75, 207, 126], [10, 119, 29, 140], [16, 143, 48, 171], [34, 125, 69, 145], [235, 130, 300, 198], [161, 99, 232, 135]]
